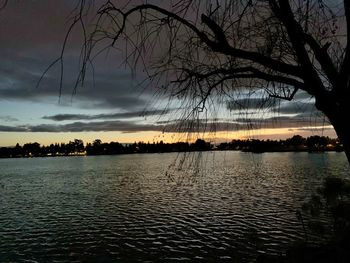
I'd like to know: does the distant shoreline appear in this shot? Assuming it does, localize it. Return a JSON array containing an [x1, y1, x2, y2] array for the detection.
[[0, 148, 344, 159], [0, 135, 343, 159]]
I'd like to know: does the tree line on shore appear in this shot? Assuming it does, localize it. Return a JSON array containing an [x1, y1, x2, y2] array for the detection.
[[0, 135, 343, 158]]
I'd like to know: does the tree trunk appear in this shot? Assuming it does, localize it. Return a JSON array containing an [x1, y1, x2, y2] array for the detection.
[[332, 119, 350, 163], [319, 98, 350, 164]]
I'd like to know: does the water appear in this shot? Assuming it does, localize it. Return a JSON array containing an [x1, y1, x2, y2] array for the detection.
[[0, 151, 348, 262]]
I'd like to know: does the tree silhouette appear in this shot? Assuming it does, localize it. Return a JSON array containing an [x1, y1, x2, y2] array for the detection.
[[286, 135, 307, 148], [64, 1, 350, 162]]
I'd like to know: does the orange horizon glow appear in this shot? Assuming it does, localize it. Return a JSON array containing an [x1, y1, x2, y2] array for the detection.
[[0, 125, 336, 147]]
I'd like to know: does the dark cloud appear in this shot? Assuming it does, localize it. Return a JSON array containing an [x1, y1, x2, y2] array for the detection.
[[293, 127, 334, 132], [0, 1, 75, 50], [0, 54, 153, 110], [0, 115, 18, 122], [0, 1, 155, 111], [235, 114, 328, 127], [272, 101, 318, 115], [0, 121, 248, 133], [0, 120, 163, 133], [227, 97, 278, 111], [226, 96, 319, 117], [161, 115, 331, 132], [43, 109, 172, 121], [0, 125, 27, 132], [0, 113, 332, 133], [28, 121, 163, 133], [156, 118, 222, 125]]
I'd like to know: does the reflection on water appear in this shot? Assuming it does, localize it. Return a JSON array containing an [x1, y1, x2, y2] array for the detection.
[[0, 152, 348, 262]]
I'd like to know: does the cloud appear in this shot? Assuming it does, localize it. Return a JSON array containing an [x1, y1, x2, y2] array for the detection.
[[0, 120, 165, 133], [226, 96, 319, 116], [235, 114, 328, 127], [162, 115, 331, 133], [0, 113, 333, 134], [0, 1, 155, 111], [0, 121, 247, 133], [272, 101, 318, 115], [292, 126, 334, 132], [0, 125, 27, 132], [227, 97, 278, 111], [0, 53, 152, 111], [0, 115, 18, 122], [0, 1, 76, 50], [42, 109, 172, 121]]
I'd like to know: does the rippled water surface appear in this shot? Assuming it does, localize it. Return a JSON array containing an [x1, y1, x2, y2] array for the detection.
[[0, 152, 349, 262]]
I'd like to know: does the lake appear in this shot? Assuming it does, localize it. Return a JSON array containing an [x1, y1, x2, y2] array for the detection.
[[0, 151, 349, 262]]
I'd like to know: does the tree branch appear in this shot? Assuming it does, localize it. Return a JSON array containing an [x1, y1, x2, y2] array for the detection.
[[303, 33, 338, 86], [183, 66, 304, 89], [101, 3, 303, 79], [200, 14, 228, 45], [268, 87, 298, 101], [199, 13, 303, 78], [271, 0, 325, 94], [340, 0, 350, 87]]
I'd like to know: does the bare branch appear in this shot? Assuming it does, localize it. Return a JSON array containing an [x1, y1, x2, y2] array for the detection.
[[268, 87, 298, 101], [199, 13, 303, 78], [100, 3, 303, 78], [303, 33, 338, 85], [178, 66, 304, 90], [271, 0, 325, 94], [340, 0, 350, 87]]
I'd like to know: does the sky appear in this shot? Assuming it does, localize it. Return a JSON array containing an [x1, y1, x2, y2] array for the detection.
[[0, 0, 336, 147]]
